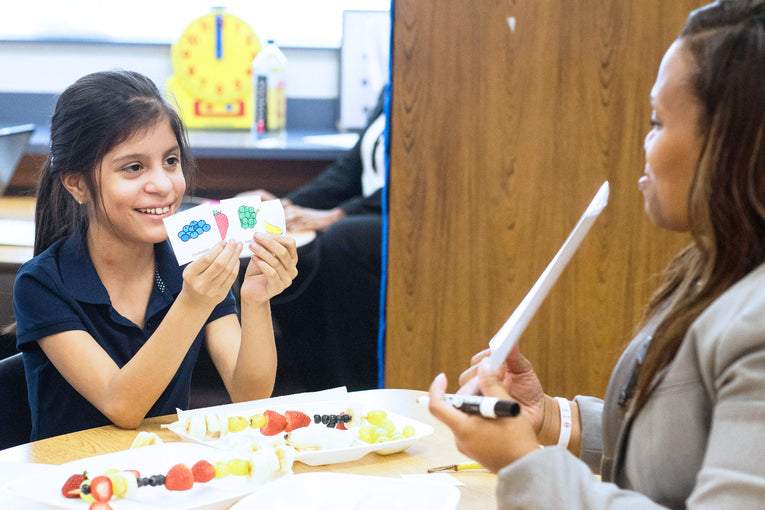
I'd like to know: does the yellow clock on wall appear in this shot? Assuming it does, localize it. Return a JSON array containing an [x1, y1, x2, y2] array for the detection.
[[167, 8, 261, 129]]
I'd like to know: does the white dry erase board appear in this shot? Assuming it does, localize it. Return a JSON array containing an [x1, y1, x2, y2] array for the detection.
[[339, 10, 390, 130], [489, 181, 610, 371]]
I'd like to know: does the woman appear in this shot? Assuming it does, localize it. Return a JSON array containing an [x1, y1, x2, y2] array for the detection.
[[13, 70, 297, 441], [429, 0, 765, 507]]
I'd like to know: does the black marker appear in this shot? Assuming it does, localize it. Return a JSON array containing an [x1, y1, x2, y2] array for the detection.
[[418, 394, 521, 418]]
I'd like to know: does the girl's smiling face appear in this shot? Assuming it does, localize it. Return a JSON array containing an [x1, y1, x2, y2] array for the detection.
[[91, 117, 186, 246], [639, 40, 705, 232]]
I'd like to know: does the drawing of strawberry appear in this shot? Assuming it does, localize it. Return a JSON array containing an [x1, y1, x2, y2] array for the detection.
[[213, 210, 229, 240]]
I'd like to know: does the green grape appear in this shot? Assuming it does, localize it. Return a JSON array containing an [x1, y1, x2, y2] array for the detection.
[[402, 425, 416, 438], [366, 410, 387, 427], [214, 461, 230, 478], [373, 427, 390, 442], [358, 425, 377, 443], [379, 418, 396, 434], [227, 459, 250, 477]]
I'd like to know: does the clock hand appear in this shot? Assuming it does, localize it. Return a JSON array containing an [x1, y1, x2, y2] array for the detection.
[[215, 11, 223, 60]]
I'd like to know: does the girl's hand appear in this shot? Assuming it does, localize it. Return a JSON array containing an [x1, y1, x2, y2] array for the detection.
[[181, 240, 242, 309], [457, 344, 548, 436], [240, 232, 298, 304], [428, 359, 539, 473]]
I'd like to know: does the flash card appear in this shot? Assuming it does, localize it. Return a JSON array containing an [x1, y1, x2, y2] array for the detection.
[[162, 202, 221, 265], [259, 198, 287, 235], [217, 196, 262, 247], [164, 197, 287, 265]]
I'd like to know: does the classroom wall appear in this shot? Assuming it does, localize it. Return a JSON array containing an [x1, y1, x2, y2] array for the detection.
[[0, 41, 339, 99], [385, 0, 707, 398]]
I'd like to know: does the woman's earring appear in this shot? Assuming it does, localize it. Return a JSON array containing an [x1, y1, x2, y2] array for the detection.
[[78, 198, 84, 205]]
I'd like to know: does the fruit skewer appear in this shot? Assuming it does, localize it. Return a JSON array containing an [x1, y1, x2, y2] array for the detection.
[[62, 448, 293, 509]]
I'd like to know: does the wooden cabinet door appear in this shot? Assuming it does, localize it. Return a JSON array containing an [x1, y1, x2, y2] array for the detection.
[[385, 0, 706, 397]]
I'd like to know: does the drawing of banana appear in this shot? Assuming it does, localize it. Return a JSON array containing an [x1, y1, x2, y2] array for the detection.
[[265, 222, 283, 235]]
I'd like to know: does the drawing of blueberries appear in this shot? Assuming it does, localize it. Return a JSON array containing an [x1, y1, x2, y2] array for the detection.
[[177, 219, 211, 242]]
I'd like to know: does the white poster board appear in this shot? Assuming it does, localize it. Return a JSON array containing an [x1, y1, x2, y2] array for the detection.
[[339, 10, 391, 130]]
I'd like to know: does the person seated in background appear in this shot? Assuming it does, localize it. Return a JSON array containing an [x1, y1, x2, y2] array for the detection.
[[428, 1, 765, 508], [13, 70, 297, 441], [240, 86, 387, 393]]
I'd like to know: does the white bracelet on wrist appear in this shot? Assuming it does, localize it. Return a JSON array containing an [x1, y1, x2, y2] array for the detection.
[[555, 397, 572, 449]]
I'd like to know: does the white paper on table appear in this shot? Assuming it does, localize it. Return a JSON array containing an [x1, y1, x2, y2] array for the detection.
[[401, 473, 465, 487], [489, 181, 609, 371], [0, 219, 35, 246], [0, 462, 57, 509]]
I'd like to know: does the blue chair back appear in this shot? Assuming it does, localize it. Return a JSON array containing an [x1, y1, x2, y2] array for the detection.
[[0, 353, 31, 449]]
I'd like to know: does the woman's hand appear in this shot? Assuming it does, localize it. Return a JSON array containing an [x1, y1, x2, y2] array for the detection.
[[284, 204, 345, 232], [457, 344, 552, 440], [428, 359, 539, 473], [181, 239, 242, 309], [240, 232, 298, 304]]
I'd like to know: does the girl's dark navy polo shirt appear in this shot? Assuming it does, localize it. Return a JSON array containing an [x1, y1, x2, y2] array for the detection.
[[13, 230, 237, 441]]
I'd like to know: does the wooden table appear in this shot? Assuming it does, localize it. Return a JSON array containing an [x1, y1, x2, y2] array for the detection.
[[0, 389, 497, 509]]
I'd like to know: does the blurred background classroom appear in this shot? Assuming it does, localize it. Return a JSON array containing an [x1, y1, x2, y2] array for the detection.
[[0, 0, 391, 406], [1, 1, 709, 412]]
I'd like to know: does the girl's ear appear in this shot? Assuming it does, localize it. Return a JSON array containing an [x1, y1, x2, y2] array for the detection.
[[60, 173, 89, 205]]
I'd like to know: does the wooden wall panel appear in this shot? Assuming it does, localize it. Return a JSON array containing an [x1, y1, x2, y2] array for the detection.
[[386, 0, 707, 398]]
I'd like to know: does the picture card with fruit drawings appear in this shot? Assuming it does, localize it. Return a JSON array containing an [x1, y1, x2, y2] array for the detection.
[[163, 197, 286, 265]]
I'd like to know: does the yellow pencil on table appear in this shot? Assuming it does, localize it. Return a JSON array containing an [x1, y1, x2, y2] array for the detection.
[[427, 461, 485, 473]]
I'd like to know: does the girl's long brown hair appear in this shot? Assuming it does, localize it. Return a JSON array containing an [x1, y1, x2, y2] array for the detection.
[[631, 0, 765, 412], [34, 70, 196, 256]]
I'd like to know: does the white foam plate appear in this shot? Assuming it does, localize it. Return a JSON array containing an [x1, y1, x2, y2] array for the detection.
[[231, 472, 460, 510], [168, 400, 434, 466], [287, 229, 316, 248], [4, 442, 289, 510]]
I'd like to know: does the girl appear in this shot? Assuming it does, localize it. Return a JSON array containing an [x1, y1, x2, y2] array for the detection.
[[13, 70, 298, 441], [430, 0, 765, 508]]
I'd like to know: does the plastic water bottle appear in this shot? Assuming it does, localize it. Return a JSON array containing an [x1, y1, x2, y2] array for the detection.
[[252, 40, 287, 140]]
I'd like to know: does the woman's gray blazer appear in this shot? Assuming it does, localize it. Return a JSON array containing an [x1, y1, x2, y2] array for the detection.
[[496, 261, 765, 509]]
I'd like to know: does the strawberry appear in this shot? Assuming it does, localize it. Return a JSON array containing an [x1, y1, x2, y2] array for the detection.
[[62, 472, 88, 498], [283, 410, 311, 432], [213, 211, 229, 239], [260, 410, 287, 436], [89, 502, 113, 510], [88, 475, 113, 503], [191, 460, 215, 483], [336, 412, 348, 430], [165, 463, 194, 491], [123, 469, 140, 479]]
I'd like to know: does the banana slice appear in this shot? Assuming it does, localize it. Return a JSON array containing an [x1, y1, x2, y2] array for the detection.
[[187, 414, 207, 441], [129, 431, 163, 449], [205, 414, 221, 439], [247, 448, 281, 484], [217, 414, 229, 438], [285, 426, 355, 450], [274, 445, 296, 474]]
